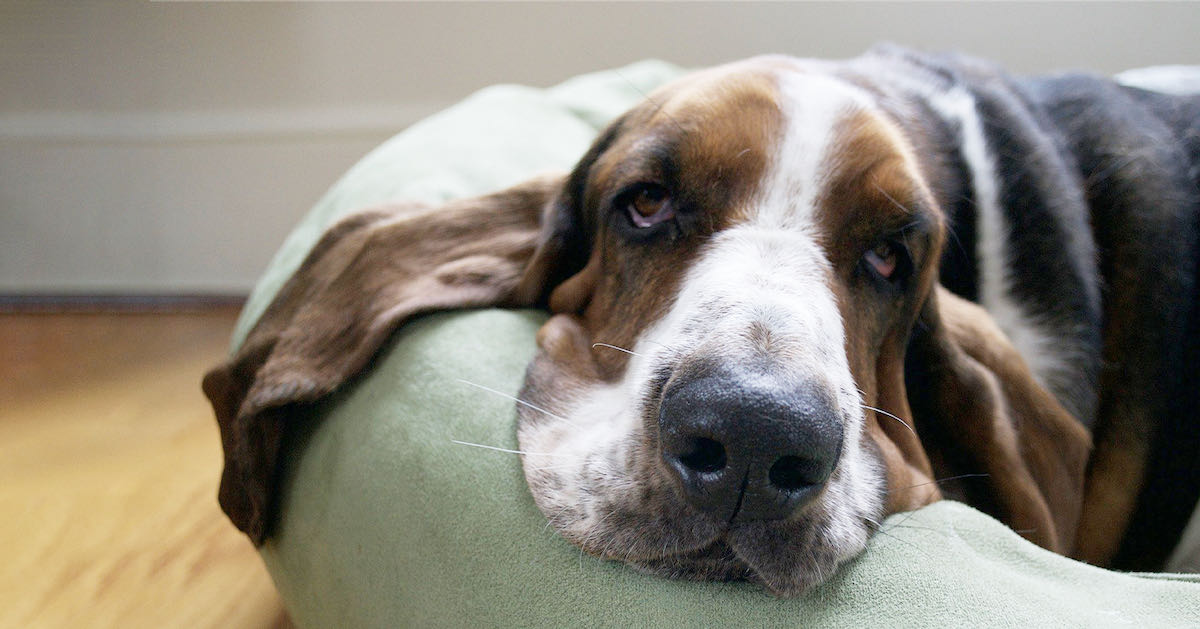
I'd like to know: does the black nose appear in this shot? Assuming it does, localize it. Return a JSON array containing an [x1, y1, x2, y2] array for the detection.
[[658, 366, 843, 522]]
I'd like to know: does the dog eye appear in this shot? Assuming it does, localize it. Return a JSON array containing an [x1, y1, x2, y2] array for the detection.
[[864, 242, 898, 279], [623, 184, 675, 228], [864, 239, 916, 287]]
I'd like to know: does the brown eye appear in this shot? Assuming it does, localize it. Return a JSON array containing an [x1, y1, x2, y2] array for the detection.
[[625, 184, 675, 228], [864, 241, 898, 279]]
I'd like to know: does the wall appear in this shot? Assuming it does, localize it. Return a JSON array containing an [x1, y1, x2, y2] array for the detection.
[[3, 1, 1197, 294]]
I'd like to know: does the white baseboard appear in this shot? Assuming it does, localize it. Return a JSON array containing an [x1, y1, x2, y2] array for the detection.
[[1, 105, 456, 293], [0, 103, 448, 143]]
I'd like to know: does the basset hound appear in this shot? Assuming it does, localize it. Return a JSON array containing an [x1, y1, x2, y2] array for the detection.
[[204, 46, 1200, 596]]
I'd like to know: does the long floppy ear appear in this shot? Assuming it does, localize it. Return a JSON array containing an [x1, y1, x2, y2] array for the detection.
[[202, 174, 571, 544], [901, 286, 1092, 554]]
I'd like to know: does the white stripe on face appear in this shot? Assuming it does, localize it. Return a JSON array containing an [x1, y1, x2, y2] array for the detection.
[[754, 70, 873, 231]]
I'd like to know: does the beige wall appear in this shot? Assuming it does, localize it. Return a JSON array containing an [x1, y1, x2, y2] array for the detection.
[[3, 1, 1198, 293]]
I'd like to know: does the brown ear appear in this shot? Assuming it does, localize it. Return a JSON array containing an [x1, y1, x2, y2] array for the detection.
[[901, 286, 1092, 554], [202, 174, 569, 544]]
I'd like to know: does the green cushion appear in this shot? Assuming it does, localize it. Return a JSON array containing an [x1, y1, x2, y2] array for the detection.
[[240, 61, 1200, 627]]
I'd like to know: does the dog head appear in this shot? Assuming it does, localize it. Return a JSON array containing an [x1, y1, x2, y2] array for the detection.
[[205, 54, 1091, 596]]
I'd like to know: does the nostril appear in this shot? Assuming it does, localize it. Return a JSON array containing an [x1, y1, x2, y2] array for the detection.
[[768, 455, 823, 492], [679, 437, 727, 474]]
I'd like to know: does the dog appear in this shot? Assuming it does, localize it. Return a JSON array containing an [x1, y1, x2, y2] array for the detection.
[[204, 46, 1200, 596]]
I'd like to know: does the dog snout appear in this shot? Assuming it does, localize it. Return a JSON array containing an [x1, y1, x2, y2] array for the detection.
[[657, 365, 844, 523]]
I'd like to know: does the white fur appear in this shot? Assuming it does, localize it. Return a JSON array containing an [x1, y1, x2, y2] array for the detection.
[[756, 71, 861, 229]]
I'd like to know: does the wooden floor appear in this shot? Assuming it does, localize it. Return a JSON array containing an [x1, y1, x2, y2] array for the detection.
[[0, 308, 290, 629]]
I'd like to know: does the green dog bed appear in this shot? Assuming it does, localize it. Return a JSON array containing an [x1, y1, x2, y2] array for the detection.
[[231, 61, 1200, 628]]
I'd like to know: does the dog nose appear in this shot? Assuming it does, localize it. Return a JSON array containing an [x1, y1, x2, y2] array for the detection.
[[658, 367, 843, 522]]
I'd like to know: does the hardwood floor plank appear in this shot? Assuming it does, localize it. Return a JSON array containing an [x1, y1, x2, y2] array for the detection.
[[0, 310, 289, 628]]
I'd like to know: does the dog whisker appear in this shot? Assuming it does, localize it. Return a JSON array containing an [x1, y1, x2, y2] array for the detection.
[[899, 472, 990, 492], [872, 183, 915, 215], [455, 378, 580, 428], [592, 342, 646, 358], [878, 521, 944, 534], [861, 403, 917, 437], [543, 503, 575, 535], [582, 508, 618, 567], [864, 516, 929, 557], [869, 511, 944, 535], [448, 439, 570, 458], [642, 338, 679, 353], [888, 475, 979, 532]]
